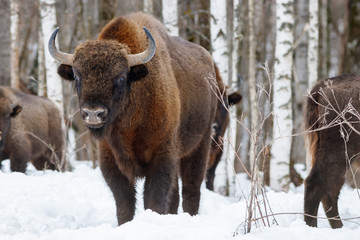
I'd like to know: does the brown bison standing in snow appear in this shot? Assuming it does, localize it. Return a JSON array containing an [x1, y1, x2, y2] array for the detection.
[[304, 74, 360, 228], [0, 87, 64, 172], [49, 12, 217, 225]]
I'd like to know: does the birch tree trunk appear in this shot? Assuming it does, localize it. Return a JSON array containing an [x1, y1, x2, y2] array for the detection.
[[306, 0, 319, 171], [248, 0, 259, 178], [162, 0, 178, 36], [10, 0, 20, 89], [211, 0, 236, 195], [307, 1, 319, 89], [40, 0, 65, 120], [143, 0, 153, 14], [270, 0, 294, 192], [319, 0, 328, 79], [225, 0, 237, 196], [37, 18, 46, 97], [40, 0, 67, 168]]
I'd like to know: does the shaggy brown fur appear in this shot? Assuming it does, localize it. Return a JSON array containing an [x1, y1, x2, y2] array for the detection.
[[0, 87, 64, 172], [55, 12, 217, 225], [206, 64, 242, 191], [304, 74, 360, 228]]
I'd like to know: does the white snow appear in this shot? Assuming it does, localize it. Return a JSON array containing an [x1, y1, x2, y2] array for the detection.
[[0, 160, 359, 240]]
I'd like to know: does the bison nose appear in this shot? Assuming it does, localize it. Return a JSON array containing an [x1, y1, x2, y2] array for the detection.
[[81, 107, 108, 125]]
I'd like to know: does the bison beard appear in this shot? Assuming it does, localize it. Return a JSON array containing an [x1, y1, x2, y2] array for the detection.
[[49, 12, 217, 225]]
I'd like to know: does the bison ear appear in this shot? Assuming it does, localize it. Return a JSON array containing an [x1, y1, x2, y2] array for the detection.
[[228, 92, 242, 106], [10, 104, 22, 118], [57, 64, 75, 81], [128, 65, 149, 82]]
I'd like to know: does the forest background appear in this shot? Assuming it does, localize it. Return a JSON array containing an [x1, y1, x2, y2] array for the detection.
[[0, 0, 359, 194]]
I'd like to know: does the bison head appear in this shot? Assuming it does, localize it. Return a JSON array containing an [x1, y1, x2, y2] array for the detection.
[[0, 97, 22, 149], [211, 92, 242, 147], [48, 27, 156, 138]]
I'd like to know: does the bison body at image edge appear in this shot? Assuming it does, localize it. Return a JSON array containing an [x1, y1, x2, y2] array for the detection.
[[0, 87, 64, 172], [305, 74, 360, 229]]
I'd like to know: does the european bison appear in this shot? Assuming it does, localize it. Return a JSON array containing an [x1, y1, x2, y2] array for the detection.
[[0, 87, 64, 172], [206, 65, 242, 191], [49, 12, 217, 225], [304, 74, 360, 228]]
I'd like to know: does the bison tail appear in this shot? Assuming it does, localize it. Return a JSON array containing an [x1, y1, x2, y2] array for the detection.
[[305, 84, 322, 167]]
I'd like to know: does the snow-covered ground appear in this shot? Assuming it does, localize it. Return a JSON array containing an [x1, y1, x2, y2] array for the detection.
[[1, 160, 359, 240]]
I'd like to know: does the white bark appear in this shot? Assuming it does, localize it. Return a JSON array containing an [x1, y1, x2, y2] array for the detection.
[[10, 0, 20, 89], [270, 0, 294, 192], [306, 0, 319, 171], [37, 20, 46, 97], [232, 0, 240, 88], [307, 1, 319, 89], [319, 0, 328, 78], [223, 0, 240, 196], [144, 0, 153, 14], [162, 0, 178, 36], [40, 0, 64, 114], [40, 0, 66, 165], [248, 0, 259, 178], [211, 0, 235, 195]]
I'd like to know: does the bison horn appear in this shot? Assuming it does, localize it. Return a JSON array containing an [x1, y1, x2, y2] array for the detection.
[[48, 27, 74, 66], [128, 27, 156, 67]]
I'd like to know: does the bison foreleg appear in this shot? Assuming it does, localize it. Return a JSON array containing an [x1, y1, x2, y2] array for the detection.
[[99, 150, 136, 225], [144, 155, 178, 214], [10, 150, 29, 173], [168, 176, 179, 214], [33, 155, 56, 171]]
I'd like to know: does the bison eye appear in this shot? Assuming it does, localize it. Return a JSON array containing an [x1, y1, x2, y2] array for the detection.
[[211, 123, 218, 136]]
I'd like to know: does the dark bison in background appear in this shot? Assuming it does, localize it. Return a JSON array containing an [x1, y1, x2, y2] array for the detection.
[[304, 74, 360, 228], [206, 64, 242, 191], [49, 12, 217, 225], [0, 87, 64, 172]]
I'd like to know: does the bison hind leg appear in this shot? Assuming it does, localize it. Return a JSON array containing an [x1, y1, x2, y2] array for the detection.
[[180, 135, 210, 215], [305, 158, 346, 228], [304, 168, 325, 227], [321, 168, 345, 229], [322, 192, 343, 229]]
